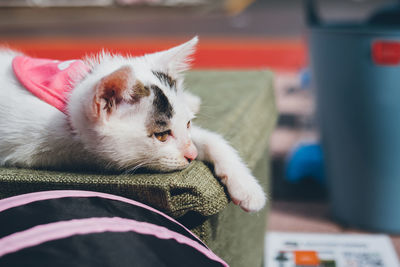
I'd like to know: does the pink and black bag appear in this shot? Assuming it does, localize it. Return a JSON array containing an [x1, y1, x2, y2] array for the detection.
[[0, 190, 228, 267]]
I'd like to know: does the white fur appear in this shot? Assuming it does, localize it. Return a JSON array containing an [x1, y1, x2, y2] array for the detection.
[[192, 126, 266, 212], [0, 38, 266, 212]]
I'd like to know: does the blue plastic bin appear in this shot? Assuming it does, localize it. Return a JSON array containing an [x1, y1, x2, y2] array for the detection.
[[307, 1, 400, 232]]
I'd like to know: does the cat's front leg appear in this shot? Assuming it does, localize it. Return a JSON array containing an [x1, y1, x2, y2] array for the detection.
[[191, 125, 266, 212]]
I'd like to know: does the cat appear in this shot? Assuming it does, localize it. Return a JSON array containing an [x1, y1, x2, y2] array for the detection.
[[0, 37, 266, 212]]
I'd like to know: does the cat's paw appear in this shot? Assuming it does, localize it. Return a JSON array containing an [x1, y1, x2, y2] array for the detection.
[[215, 165, 266, 212], [228, 177, 266, 212]]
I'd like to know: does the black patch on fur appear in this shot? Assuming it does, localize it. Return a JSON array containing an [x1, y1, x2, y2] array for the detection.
[[152, 71, 176, 90], [146, 86, 174, 135], [155, 120, 168, 127], [151, 85, 174, 119]]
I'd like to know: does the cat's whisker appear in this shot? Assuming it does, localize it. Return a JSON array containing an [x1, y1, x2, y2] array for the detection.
[[122, 154, 158, 174], [124, 161, 150, 174], [194, 106, 217, 120]]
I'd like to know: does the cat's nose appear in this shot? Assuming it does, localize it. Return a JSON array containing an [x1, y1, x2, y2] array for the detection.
[[184, 144, 198, 163], [185, 156, 193, 163]]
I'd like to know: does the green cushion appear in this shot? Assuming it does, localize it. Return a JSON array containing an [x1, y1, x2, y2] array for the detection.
[[0, 70, 277, 267]]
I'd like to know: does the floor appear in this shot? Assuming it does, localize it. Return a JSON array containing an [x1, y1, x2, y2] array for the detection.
[[268, 201, 400, 261]]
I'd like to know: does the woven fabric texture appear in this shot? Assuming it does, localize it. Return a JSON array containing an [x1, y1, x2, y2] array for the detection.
[[185, 70, 276, 267], [0, 70, 276, 267]]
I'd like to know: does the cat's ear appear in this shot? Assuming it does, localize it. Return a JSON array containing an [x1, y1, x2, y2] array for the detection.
[[92, 66, 149, 119], [151, 36, 198, 76]]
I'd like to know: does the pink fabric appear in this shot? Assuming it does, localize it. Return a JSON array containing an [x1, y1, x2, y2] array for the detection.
[[0, 190, 206, 247], [0, 217, 229, 267], [12, 56, 89, 114]]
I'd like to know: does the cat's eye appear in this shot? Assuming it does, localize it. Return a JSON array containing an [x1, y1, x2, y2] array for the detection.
[[187, 121, 191, 129], [154, 130, 171, 142]]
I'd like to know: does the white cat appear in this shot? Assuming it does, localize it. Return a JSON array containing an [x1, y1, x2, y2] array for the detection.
[[0, 37, 266, 212]]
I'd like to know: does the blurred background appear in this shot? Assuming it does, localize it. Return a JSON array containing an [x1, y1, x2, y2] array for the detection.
[[1, 0, 400, 262]]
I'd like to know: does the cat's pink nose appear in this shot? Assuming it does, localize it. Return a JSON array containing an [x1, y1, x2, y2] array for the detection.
[[184, 145, 198, 163]]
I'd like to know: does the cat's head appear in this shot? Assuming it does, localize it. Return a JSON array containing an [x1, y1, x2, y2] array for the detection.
[[68, 37, 200, 172]]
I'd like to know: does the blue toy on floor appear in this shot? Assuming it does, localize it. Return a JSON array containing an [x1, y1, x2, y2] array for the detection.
[[286, 142, 324, 185]]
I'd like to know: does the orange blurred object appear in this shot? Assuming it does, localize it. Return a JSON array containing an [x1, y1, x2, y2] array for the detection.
[[2, 37, 307, 71], [294, 251, 320, 266]]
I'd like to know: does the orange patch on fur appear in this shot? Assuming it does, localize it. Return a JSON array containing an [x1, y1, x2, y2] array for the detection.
[[130, 81, 150, 104], [93, 66, 132, 117], [92, 66, 150, 120], [100, 66, 131, 110]]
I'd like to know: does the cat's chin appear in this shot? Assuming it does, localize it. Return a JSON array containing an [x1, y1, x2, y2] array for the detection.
[[105, 158, 191, 174], [143, 162, 191, 173]]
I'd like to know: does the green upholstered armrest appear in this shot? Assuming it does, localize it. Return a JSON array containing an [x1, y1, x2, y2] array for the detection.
[[0, 162, 227, 218]]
